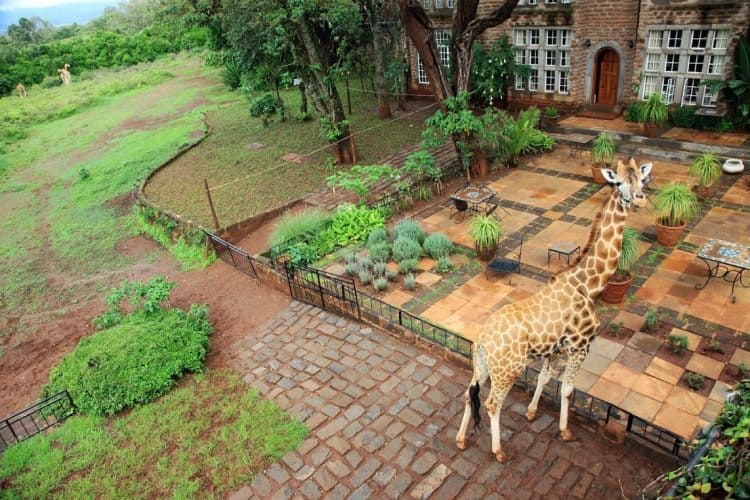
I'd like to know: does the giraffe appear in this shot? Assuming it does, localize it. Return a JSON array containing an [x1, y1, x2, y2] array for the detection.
[[59, 64, 72, 86], [455, 158, 653, 462]]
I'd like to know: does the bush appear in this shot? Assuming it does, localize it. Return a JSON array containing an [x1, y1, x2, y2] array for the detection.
[[373, 262, 386, 276], [249, 92, 285, 126], [367, 228, 388, 247], [399, 259, 418, 274], [624, 102, 646, 123], [707, 340, 726, 353], [522, 129, 556, 155], [404, 273, 417, 290], [43, 280, 211, 416], [385, 269, 398, 282], [393, 218, 425, 245], [344, 263, 359, 276], [434, 257, 453, 273], [643, 308, 659, 332], [284, 242, 319, 267], [423, 233, 453, 260], [667, 335, 689, 355], [269, 208, 332, 248], [357, 255, 373, 270], [373, 278, 389, 292], [330, 204, 386, 247], [359, 271, 372, 285], [392, 237, 422, 263], [670, 106, 696, 128], [344, 251, 357, 264], [685, 372, 705, 391], [369, 242, 390, 263]]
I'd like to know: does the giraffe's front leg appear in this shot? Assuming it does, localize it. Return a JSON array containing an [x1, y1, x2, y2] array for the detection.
[[559, 350, 588, 442], [456, 383, 475, 450], [526, 358, 551, 422]]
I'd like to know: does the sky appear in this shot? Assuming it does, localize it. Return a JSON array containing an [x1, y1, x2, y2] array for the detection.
[[0, 0, 118, 32]]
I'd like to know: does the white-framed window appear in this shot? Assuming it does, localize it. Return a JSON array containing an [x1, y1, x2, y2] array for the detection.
[[516, 49, 526, 64], [682, 78, 700, 105], [701, 85, 718, 107], [712, 30, 729, 50], [445, 0, 455, 6], [708, 55, 725, 75], [648, 30, 663, 49], [417, 29, 450, 84], [559, 51, 569, 67], [688, 54, 704, 73], [667, 29, 682, 48], [691, 29, 708, 49], [529, 71, 539, 91], [664, 54, 680, 72], [528, 0, 539, 4], [645, 53, 660, 73], [512, 26, 571, 95], [662, 77, 676, 104], [641, 76, 658, 99], [559, 71, 569, 94], [546, 29, 557, 46], [544, 70, 556, 92], [529, 29, 540, 46], [545, 50, 556, 66], [516, 75, 527, 90]]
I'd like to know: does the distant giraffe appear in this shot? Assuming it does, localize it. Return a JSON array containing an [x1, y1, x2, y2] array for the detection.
[[455, 158, 653, 462], [59, 64, 72, 86], [16, 83, 27, 97]]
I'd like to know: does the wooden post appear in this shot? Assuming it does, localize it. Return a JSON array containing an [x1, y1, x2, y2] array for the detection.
[[345, 78, 352, 115], [203, 179, 220, 229]]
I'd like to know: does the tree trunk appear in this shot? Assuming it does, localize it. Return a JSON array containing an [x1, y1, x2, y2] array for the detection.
[[299, 81, 308, 115], [470, 148, 489, 177], [371, 25, 392, 119]]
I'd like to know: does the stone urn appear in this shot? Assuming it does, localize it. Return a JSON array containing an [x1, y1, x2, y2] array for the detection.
[[722, 159, 745, 174]]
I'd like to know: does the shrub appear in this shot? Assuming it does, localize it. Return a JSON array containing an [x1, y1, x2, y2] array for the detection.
[[415, 185, 434, 201], [624, 102, 646, 123], [357, 255, 373, 270], [423, 233, 453, 260], [269, 208, 332, 248], [369, 242, 390, 263], [434, 257, 454, 273], [249, 92, 285, 126], [373, 278, 389, 292], [669, 106, 696, 128], [344, 263, 359, 276], [543, 106, 559, 118], [404, 273, 417, 290], [367, 228, 388, 247], [392, 237, 422, 263], [284, 242, 319, 267], [385, 269, 398, 281], [330, 204, 386, 247], [707, 340, 726, 354], [399, 259, 418, 274], [78, 168, 91, 182], [468, 214, 502, 256], [393, 218, 426, 245], [590, 132, 616, 165], [689, 153, 722, 188], [685, 372, 705, 391], [222, 57, 244, 89], [325, 165, 398, 199], [359, 271, 372, 285], [43, 280, 211, 416], [403, 150, 442, 189], [738, 361, 749, 378], [373, 262, 386, 276], [522, 129, 556, 154], [667, 335, 689, 355], [643, 308, 659, 332], [344, 251, 357, 264], [639, 92, 669, 126], [608, 321, 624, 337], [654, 182, 700, 227]]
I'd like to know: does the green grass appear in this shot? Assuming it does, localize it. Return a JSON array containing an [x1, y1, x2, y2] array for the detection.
[[145, 83, 430, 228], [0, 371, 308, 498]]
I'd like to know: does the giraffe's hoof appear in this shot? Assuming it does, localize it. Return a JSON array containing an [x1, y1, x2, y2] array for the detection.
[[495, 451, 507, 463], [456, 440, 467, 451], [526, 409, 537, 422], [561, 429, 576, 442]]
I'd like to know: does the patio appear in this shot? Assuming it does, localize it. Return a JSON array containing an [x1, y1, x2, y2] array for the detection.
[[358, 145, 750, 441]]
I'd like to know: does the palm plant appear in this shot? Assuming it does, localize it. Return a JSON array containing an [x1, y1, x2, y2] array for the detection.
[[689, 153, 722, 189], [469, 214, 502, 260], [615, 228, 640, 280], [654, 182, 700, 227], [639, 92, 669, 126], [590, 132, 616, 166]]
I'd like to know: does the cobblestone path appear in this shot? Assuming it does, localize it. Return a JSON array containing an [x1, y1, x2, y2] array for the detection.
[[230, 302, 666, 499]]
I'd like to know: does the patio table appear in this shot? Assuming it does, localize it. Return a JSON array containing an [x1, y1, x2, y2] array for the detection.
[[449, 185, 497, 221], [694, 239, 750, 303]]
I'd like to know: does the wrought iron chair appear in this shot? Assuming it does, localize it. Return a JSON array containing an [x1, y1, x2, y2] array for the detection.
[[486, 238, 523, 278]]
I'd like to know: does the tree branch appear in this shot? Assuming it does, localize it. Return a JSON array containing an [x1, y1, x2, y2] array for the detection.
[[462, 0, 520, 44]]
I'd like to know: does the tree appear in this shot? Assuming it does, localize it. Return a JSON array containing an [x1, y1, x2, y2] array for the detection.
[[398, 0, 520, 177], [360, 0, 392, 118]]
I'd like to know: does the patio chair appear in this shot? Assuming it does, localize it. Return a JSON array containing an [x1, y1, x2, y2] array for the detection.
[[451, 198, 469, 222], [486, 238, 523, 278], [483, 195, 512, 218]]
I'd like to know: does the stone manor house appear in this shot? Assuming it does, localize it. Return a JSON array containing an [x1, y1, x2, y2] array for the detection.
[[408, 0, 750, 114]]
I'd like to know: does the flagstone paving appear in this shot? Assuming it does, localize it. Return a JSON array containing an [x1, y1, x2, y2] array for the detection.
[[229, 302, 666, 499], [367, 144, 750, 440]]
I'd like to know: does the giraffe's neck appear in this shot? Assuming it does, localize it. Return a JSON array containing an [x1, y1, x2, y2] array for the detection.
[[567, 190, 627, 298]]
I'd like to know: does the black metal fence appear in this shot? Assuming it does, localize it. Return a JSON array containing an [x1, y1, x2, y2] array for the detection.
[[208, 233, 258, 278], [285, 264, 361, 320], [0, 390, 76, 452]]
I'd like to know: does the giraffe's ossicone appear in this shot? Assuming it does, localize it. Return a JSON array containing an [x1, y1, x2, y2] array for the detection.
[[455, 158, 653, 463]]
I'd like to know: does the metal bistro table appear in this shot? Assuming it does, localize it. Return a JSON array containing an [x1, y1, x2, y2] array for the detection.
[[694, 239, 750, 303], [449, 185, 497, 221]]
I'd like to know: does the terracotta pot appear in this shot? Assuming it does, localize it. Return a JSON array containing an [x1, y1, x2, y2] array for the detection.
[[656, 219, 686, 246], [692, 184, 712, 200], [542, 116, 560, 128], [642, 123, 661, 138], [601, 273, 633, 304], [476, 244, 497, 261], [591, 165, 608, 185]]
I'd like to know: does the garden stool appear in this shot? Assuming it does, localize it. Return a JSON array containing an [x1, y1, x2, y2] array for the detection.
[[547, 241, 581, 267]]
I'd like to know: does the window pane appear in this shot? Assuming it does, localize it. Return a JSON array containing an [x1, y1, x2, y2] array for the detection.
[[709, 55, 725, 75], [516, 75, 526, 90], [560, 51, 569, 67], [417, 55, 428, 84], [662, 77, 676, 103], [648, 31, 663, 49], [530, 29, 540, 45], [560, 30, 570, 47], [546, 29, 557, 46], [546, 50, 556, 66], [701, 85, 718, 107], [516, 29, 526, 45], [516, 49, 525, 64], [545, 70, 555, 92], [559, 71, 569, 93], [642, 76, 657, 100], [529, 71, 539, 90], [682, 78, 699, 105], [645, 53, 660, 72], [688, 54, 704, 73], [691, 29, 708, 49], [529, 49, 539, 65], [712, 29, 729, 50], [667, 29, 682, 48], [664, 54, 680, 72]]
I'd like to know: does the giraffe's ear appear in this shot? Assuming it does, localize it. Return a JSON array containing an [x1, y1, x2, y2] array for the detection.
[[640, 162, 653, 178], [601, 168, 622, 185]]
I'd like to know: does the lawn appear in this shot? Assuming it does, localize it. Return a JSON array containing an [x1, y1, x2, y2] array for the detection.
[[0, 371, 308, 498], [144, 84, 432, 228]]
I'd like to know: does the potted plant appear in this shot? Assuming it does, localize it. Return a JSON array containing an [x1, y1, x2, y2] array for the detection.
[[590, 132, 616, 184], [469, 214, 503, 261], [638, 92, 669, 138], [689, 153, 722, 199], [542, 106, 560, 127], [601, 228, 640, 304], [653, 182, 700, 246]]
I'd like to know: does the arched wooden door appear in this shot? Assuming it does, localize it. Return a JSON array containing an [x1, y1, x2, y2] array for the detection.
[[594, 49, 619, 105]]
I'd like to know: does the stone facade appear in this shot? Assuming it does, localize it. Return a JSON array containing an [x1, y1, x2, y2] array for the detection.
[[406, 0, 749, 111]]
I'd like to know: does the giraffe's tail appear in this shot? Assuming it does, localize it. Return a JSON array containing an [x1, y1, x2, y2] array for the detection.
[[470, 344, 489, 430], [469, 381, 481, 430]]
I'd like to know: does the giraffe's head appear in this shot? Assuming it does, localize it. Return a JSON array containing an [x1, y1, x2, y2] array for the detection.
[[601, 158, 652, 210]]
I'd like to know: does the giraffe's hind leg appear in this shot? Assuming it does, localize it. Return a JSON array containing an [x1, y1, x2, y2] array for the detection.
[[559, 349, 588, 442], [526, 357, 552, 422], [487, 374, 517, 463], [456, 345, 489, 450]]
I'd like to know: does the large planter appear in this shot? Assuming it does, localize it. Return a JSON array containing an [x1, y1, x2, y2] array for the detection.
[[542, 116, 560, 128], [656, 219, 686, 246], [601, 274, 633, 304], [642, 123, 661, 138], [476, 244, 497, 261], [591, 165, 608, 185], [692, 184, 713, 201]]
